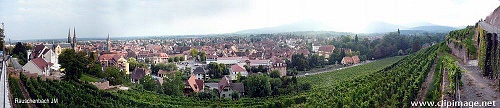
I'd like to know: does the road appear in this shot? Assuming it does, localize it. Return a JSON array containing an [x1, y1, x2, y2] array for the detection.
[[458, 60, 500, 104], [10, 58, 22, 70], [296, 60, 375, 77]]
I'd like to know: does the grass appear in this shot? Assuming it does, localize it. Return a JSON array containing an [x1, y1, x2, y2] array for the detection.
[[80, 74, 99, 82]]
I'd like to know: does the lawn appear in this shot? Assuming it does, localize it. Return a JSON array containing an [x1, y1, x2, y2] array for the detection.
[[80, 74, 99, 82]]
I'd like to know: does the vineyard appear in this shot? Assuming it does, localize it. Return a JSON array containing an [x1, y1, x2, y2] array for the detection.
[[8, 45, 446, 107]]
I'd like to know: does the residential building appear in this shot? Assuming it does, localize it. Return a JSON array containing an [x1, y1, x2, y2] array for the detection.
[[22, 57, 53, 76], [229, 64, 248, 80], [218, 76, 245, 98]]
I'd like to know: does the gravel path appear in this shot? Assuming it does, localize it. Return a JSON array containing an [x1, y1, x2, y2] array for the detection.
[[458, 60, 499, 103]]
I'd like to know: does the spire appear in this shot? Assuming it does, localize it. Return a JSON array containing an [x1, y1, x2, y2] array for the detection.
[[107, 32, 110, 41], [107, 32, 111, 52], [68, 27, 71, 43], [73, 27, 77, 49]]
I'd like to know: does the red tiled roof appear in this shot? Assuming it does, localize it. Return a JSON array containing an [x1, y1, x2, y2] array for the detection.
[[231, 64, 246, 72], [342, 57, 353, 64], [319, 45, 335, 52], [32, 57, 51, 71], [352, 56, 360, 64], [187, 75, 204, 93], [218, 76, 231, 92]]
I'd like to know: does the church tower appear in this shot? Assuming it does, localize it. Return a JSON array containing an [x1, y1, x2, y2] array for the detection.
[[68, 28, 71, 44], [107, 32, 111, 51], [73, 27, 77, 49]]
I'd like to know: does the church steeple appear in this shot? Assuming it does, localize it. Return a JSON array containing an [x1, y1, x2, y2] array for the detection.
[[107, 32, 111, 51], [68, 28, 71, 43], [73, 27, 77, 49]]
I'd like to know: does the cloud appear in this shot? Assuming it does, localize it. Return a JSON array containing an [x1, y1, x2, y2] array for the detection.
[[0, 0, 499, 40]]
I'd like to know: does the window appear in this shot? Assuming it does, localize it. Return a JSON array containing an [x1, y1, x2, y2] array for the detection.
[[222, 94, 225, 97]]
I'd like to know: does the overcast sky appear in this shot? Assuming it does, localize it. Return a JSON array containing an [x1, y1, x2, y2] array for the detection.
[[0, 0, 499, 40]]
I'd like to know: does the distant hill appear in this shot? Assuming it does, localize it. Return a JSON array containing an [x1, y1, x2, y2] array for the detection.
[[235, 20, 332, 34], [363, 22, 407, 33], [408, 25, 458, 33]]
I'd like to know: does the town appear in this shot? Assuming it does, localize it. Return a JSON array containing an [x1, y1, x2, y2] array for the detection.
[[5, 27, 444, 100]]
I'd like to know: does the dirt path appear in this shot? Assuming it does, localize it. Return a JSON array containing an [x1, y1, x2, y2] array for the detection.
[[458, 61, 500, 103], [415, 60, 437, 102], [16, 78, 36, 108]]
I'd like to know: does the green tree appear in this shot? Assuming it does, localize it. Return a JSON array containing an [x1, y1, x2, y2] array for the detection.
[[59, 49, 87, 81], [207, 62, 228, 78], [190, 48, 198, 58], [269, 70, 281, 78], [128, 58, 143, 72], [243, 74, 271, 97], [168, 57, 174, 62], [180, 56, 185, 61], [174, 56, 180, 62], [199, 51, 206, 62], [161, 72, 184, 96], [12, 42, 27, 65], [104, 66, 125, 85], [141, 74, 157, 91], [231, 91, 240, 100], [89, 63, 104, 78]]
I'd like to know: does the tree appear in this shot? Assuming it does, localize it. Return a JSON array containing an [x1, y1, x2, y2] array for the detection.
[[174, 56, 180, 62], [168, 57, 174, 62], [59, 49, 87, 81], [151, 63, 177, 75], [104, 66, 125, 85], [12, 42, 27, 65], [231, 91, 240, 100], [199, 51, 207, 62], [243, 74, 271, 97], [141, 74, 157, 91], [180, 56, 185, 61], [412, 40, 421, 53], [207, 62, 228, 78], [190, 48, 198, 58], [128, 58, 144, 72], [269, 70, 281, 78], [290, 54, 310, 71], [89, 63, 104, 78], [354, 35, 359, 43], [161, 72, 184, 96]]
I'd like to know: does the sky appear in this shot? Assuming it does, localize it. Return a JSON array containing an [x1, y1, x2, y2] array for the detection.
[[0, 0, 499, 40]]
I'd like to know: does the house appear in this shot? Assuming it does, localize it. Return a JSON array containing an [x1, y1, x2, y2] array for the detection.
[[229, 64, 248, 80], [131, 68, 149, 83], [54, 43, 73, 55], [184, 75, 205, 96], [193, 67, 208, 80], [270, 57, 287, 77], [30, 44, 58, 65], [117, 57, 130, 74], [147, 53, 169, 64], [99, 53, 129, 74], [341, 57, 354, 65], [312, 45, 321, 52], [318, 45, 335, 58], [22, 57, 53, 76], [352, 56, 360, 64], [218, 76, 245, 98]]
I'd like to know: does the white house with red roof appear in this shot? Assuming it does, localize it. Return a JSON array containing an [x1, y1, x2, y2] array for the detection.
[[23, 57, 54, 76], [229, 64, 248, 80]]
